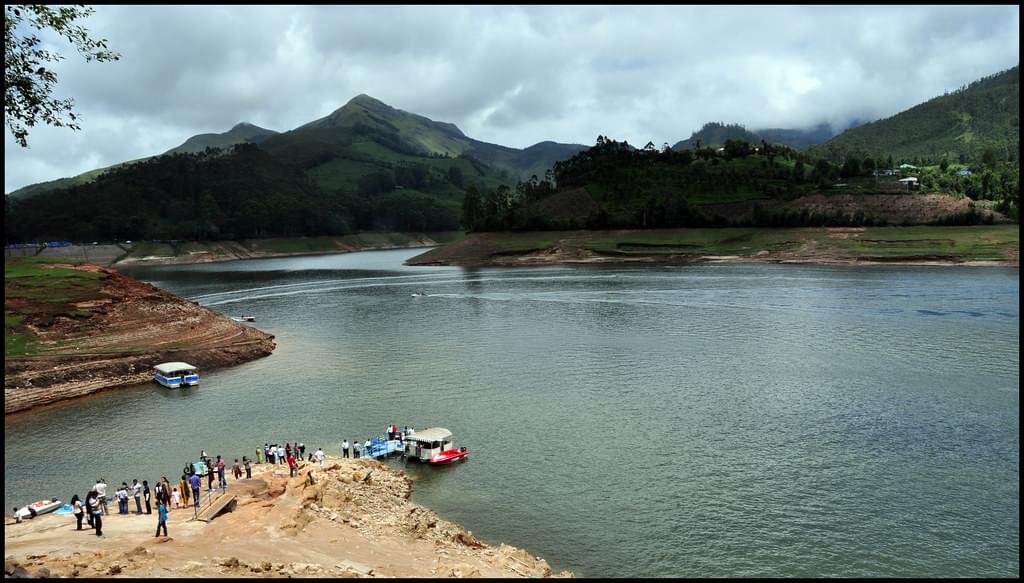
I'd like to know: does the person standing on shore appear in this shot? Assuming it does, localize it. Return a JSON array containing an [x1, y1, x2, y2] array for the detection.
[[71, 495, 84, 530], [179, 475, 190, 507], [255, 447, 262, 464], [287, 452, 297, 477], [216, 456, 227, 490], [94, 479, 108, 516], [206, 464, 215, 491], [155, 500, 168, 537], [85, 492, 95, 529], [153, 480, 165, 508], [161, 477, 173, 505], [189, 473, 201, 512], [88, 491, 103, 537], [143, 480, 152, 514], [171, 487, 181, 510], [353, 440, 361, 459], [132, 479, 142, 514], [342, 439, 349, 458], [116, 483, 129, 514], [315, 447, 325, 469], [232, 459, 242, 480], [243, 456, 252, 479]]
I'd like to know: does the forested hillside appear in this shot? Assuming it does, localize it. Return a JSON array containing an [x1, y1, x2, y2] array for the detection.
[[813, 66, 1019, 164]]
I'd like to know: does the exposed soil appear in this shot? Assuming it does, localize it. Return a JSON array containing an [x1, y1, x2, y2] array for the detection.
[[3, 457, 572, 579], [4, 264, 276, 415]]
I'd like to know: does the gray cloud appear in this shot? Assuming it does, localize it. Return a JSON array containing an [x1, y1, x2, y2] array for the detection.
[[5, 5, 1019, 192]]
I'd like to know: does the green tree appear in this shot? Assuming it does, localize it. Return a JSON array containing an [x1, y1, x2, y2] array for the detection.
[[5, 5, 120, 147]]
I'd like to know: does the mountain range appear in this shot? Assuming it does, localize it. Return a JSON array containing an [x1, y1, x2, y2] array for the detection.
[[4, 64, 1018, 241]]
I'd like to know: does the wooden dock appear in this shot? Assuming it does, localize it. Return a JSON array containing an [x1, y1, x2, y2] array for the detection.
[[194, 490, 237, 522]]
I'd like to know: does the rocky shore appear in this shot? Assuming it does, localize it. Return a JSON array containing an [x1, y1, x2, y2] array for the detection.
[[4, 263, 276, 415], [3, 457, 572, 578]]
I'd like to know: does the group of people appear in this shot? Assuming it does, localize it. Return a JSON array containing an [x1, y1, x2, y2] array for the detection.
[[256, 442, 325, 475], [339, 425, 414, 459], [38, 432, 417, 541], [70, 477, 172, 538]]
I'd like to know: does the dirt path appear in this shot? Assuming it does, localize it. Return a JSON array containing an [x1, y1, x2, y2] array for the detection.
[[3, 458, 572, 579]]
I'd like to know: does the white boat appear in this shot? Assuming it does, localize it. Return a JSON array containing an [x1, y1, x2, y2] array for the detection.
[[241, 315, 256, 322], [404, 427, 469, 464], [16, 498, 62, 519], [154, 362, 200, 389]]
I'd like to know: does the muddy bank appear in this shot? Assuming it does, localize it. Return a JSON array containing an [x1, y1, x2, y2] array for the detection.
[[115, 232, 461, 267], [3, 457, 573, 578], [4, 264, 276, 415], [405, 227, 1019, 268]]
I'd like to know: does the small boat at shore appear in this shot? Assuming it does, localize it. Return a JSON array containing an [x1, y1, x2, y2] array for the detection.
[[241, 315, 256, 322], [403, 427, 469, 465], [154, 362, 200, 389], [16, 498, 62, 519]]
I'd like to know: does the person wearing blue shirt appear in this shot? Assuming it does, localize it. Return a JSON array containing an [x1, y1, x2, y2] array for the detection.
[[155, 501, 168, 537], [189, 473, 201, 511]]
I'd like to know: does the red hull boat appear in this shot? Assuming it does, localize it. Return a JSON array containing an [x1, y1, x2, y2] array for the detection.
[[429, 447, 469, 464]]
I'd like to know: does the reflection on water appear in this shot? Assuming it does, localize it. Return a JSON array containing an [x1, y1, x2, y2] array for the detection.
[[5, 249, 1019, 577]]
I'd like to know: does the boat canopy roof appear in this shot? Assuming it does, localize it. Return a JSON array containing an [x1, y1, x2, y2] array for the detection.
[[154, 362, 198, 375], [406, 427, 452, 443]]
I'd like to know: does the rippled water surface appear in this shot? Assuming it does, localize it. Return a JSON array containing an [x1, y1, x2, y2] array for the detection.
[[5, 249, 1019, 577]]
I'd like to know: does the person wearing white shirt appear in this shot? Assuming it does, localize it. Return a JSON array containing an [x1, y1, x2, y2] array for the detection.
[[341, 439, 349, 458], [94, 479, 108, 515], [314, 448, 325, 469]]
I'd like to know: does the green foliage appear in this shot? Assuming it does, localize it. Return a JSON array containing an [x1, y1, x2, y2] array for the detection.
[[812, 66, 1019, 164], [4, 4, 120, 147]]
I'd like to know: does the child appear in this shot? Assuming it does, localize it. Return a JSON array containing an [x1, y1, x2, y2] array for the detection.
[[171, 487, 181, 509]]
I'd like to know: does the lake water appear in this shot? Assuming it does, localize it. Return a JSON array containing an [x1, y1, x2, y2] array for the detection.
[[4, 249, 1019, 577]]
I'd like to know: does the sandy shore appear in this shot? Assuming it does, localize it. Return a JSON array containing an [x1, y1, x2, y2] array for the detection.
[[3, 457, 572, 579]]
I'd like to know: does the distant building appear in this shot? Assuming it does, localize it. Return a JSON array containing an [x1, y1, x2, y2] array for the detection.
[[958, 169, 973, 176], [899, 163, 918, 170], [872, 169, 897, 177], [898, 177, 919, 190]]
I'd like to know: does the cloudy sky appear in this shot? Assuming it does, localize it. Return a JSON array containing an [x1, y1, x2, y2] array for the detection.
[[4, 4, 1019, 193]]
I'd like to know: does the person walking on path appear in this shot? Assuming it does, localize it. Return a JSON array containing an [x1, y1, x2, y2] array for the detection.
[[71, 495, 84, 531], [243, 456, 252, 479], [132, 479, 142, 514], [315, 447, 325, 469], [143, 480, 152, 514], [217, 456, 227, 490], [342, 439, 349, 458], [287, 452, 298, 478], [171, 487, 181, 510], [155, 501, 168, 537], [189, 473, 201, 512], [88, 492, 103, 537]]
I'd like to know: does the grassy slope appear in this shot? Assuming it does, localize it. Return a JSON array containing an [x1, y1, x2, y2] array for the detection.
[[4, 257, 107, 358]]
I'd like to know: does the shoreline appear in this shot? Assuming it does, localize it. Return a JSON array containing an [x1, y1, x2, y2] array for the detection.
[[403, 226, 1020, 269], [4, 263, 276, 416], [3, 456, 573, 578]]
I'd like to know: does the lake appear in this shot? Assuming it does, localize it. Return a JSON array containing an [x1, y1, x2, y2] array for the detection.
[[4, 248, 1019, 577]]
